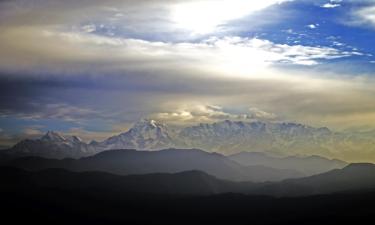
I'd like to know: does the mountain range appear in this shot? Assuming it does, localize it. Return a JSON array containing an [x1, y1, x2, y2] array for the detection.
[[247, 163, 375, 197], [2, 162, 375, 197], [5, 131, 97, 159], [1, 148, 304, 182], [3, 119, 375, 161], [3, 165, 375, 225], [229, 152, 347, 176]]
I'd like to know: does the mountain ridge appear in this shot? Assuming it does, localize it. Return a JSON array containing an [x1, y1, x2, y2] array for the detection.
[[1, 148, 303, 182], [229, 151, 347, 176], [3, 119, 375, 162], [2, 162, 375, 197]]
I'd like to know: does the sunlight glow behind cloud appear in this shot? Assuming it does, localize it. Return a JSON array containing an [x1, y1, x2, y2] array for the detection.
[[0, 27, 357, 78], [171, 0, 290, 34]]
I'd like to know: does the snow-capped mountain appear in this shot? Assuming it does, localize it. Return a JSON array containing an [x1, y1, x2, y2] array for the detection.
[[178, 120, 335, 156], [92, 119, 375, 161], [4, 119, 375, 161], [5, 131, 96, 159], [91, 119, 176, 151]]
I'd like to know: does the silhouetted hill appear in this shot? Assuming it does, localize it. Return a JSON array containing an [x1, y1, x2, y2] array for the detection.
[[2, 165, 375, 225], [229, 152, 347, 176], [0, 166, 251, 195], [2, 163, 375, 197], [2, 148, 302, 182], [250, 163, 375, 196], [0, 152, 12, 163]]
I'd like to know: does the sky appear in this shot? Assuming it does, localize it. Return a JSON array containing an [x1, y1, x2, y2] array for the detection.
[[0, 0, 375, 146]]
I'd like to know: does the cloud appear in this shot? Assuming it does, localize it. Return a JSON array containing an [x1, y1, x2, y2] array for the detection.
[[307, 24, 318, 29], [348, 5, 375, 29], [171, 0, 291, 34], [0, 102, 101, 123], [343, 4, 375, 28], [22, 127, 44, 136], [321, 0, 342, 8], [0, 0, 292, 40], [152, 104, 278, 125], [0, 125, 45, 148], [0, 0, 360, 76], [321, 3, 341, 8], [0, 27, 359, 76], [248, 107, 277, 120], [81, 24, 97, 33]]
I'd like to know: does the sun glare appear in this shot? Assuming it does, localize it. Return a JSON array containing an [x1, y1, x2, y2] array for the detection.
[[171, 0, 285, 34]]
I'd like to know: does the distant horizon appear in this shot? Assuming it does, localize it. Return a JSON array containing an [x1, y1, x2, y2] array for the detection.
[[3, 118, 375, 163]]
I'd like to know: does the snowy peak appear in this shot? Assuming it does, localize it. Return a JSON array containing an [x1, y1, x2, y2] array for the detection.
[[95, 119, 175, 151], [132, 119, 160, 129], [5, 130, 95, 159], [177, 120, 335, 155], [101, 119, 335, 155], [41, 131, 67, 142], [40, 131, 84, 145], [5, 119, 373, 161], [127, 119, 169, 138]]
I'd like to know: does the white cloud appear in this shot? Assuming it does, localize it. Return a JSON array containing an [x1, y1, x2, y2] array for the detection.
[[321, 3, 341, 8], [0, 0, 361, 76], [0, 0, 293, 40], [248, 107, 277, 120], [332, 41, 344, 46], [349, 5, 375, 29], [307, 24, 318, 29], [0, 27, 358, 78], [321, 0, 342, 8], [0, 102, 100, 122], [358, 6, 375, 24], [171, 0, 291, 34], [153, 105, 238, 124], [81, 24, 96, 33], [152, 104, 277, 125]]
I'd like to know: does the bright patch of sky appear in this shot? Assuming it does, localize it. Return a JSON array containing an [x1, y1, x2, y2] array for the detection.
[[73, 0, 375, 72], [170, 0, 290, 35]]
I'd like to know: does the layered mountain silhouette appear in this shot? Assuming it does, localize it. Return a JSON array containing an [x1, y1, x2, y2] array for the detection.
[[247, 163, 375, 197], [4, 119, 375, 162], [1, 149, 303, 182], [0, 167, 245, 195], [2, 163, 375, 197], [229, 152, 347, 176]]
